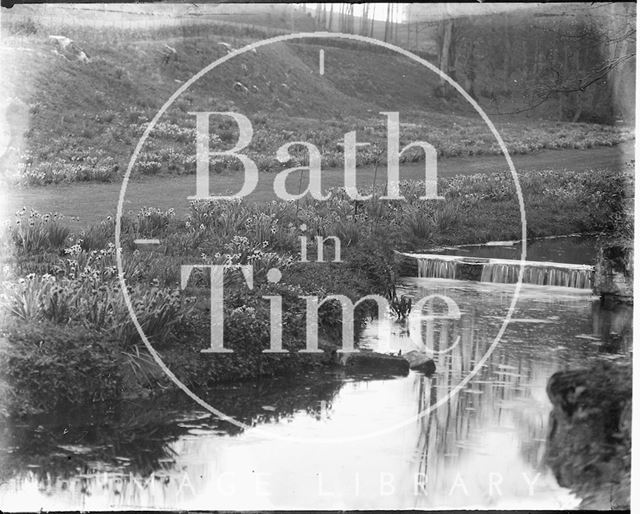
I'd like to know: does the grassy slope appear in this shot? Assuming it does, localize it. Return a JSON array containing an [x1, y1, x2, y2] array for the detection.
[[0, 18, 633, 187]]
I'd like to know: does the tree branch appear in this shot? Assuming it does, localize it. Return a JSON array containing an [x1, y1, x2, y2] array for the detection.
[[549, 52, 635, 94], [488, 52, 634, 115]]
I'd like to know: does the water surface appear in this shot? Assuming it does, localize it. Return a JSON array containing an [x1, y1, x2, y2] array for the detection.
[[0, 278, 631, 510], [427, 235, 599, 265]]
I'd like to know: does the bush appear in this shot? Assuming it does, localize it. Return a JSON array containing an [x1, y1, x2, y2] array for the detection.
[[0, 320, 122, 416]]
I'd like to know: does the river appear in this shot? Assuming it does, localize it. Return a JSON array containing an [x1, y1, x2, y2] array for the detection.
[[0, 275, 631, 510]]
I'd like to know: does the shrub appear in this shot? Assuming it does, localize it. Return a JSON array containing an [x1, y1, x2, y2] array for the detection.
[[0, 320, 122, 415]]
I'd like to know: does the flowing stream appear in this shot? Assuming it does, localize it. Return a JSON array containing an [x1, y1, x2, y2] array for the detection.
[[413, 235, 598, 289], [0, 274, 631, 510]]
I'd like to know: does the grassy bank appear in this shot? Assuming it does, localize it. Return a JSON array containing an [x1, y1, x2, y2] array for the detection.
[[1, 21, 633, 186], [0, 165, 632, 417], [8, 109, 631, 187]]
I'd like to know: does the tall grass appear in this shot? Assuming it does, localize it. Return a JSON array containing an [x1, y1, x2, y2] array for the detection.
[[10, 209, 70, 252], [0, 273, 192, 347]]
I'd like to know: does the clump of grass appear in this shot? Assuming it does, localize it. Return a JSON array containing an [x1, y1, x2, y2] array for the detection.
[[0, 272, 193, 347], [432, 202, 461, 234], [10, 208, 71, 252], [78, 216, 115, 251], [16, 158, 118, 185], [403, 207, 434, 244], [132, 207, 176, 238]]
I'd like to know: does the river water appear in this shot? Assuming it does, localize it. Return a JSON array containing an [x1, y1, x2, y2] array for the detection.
[[425, 235, 599, 265], [0, 275, 631, 510]]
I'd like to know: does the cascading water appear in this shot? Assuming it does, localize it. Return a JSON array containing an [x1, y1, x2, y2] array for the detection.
[[480, 260, 593, 289], [417, 255, 458, 279], [409, 253, 594, 289]]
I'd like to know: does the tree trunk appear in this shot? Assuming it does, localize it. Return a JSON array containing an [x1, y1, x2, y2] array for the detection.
[[349, 4, 355, 33], [384, 3, 392, 42], [465, 42, 477, 99], [609, 3, 632, 120], [502, 16, 511, 92], [361, 4, 369, 36], [437, 19, 455, 96], [369, 4, 376, 37]]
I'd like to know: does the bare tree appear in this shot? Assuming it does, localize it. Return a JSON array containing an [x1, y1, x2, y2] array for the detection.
[[384, 3, 392, 42], [369, 4, 376, 37], [361, 3, 369, 36], [436, 18, 456, 97]]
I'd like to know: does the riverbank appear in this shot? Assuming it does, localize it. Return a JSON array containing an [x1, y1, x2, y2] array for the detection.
[[546, 359, 631, 509], [0, 164, 633, 418]]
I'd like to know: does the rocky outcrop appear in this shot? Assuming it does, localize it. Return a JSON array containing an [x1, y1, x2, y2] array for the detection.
[[545, 360, 631, 509], [340, 351, 409, 376], [593, 245, 633, 304], [48, 35, 90, 63], [403, 350, 436, 375]]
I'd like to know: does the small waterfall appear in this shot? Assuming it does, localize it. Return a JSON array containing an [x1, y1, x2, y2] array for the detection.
[[406, 253, 594, 289], [480, 260, 593, 289], [417, 256, 458, 279]]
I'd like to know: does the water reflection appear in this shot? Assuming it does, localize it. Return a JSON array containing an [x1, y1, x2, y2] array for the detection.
[[0, 278, 631, 510]]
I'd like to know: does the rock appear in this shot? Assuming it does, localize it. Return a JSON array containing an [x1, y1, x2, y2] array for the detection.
[[233, 81, 249, 94], [49, 35, 89, 63], [280, 83, 291, 96], [403, 350, 436, 375], [161, 43, 177, 65], [340, 351, 409, 376], [593, 245, 633, 303], [545, 360, 631, 509]]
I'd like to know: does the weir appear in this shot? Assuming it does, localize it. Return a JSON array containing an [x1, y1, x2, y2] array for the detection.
[[401, 253, 594, 289]]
